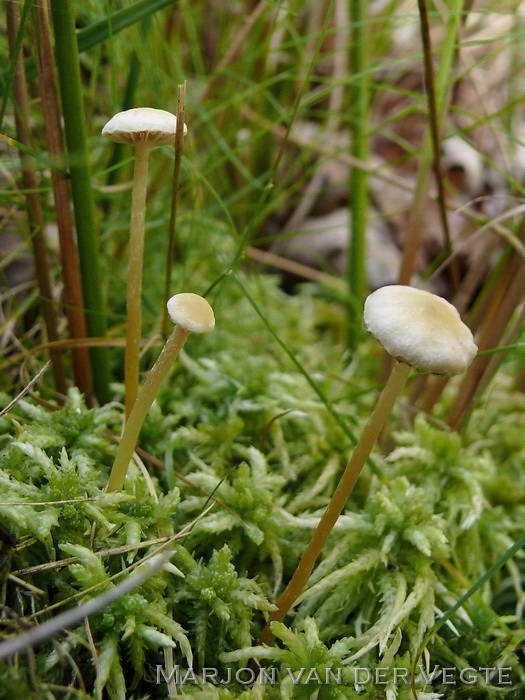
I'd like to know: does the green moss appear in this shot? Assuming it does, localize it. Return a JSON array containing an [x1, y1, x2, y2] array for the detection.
[[1, 280, 524, 696]]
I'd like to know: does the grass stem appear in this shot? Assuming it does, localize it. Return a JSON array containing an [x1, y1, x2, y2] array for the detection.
[[416, 0, 460, 292], [348, 0, 369, 349], [51, 0, 111, 404], [398, 0, 463, 286]]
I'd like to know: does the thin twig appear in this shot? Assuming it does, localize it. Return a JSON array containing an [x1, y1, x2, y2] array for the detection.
[[246, 245, 345, 289], [0, 540, 177, 660], [0, 361, 50, 418], [417, 0, 460, 291], [162, 81, 187, 338], [448, 254, 525, 428], [12, 535, 182, 577]]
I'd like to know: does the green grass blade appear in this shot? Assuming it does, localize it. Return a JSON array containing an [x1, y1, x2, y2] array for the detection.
[[410, 532, 525, 696], [76, 0, 178, 53], [0, 133, 66, 174]]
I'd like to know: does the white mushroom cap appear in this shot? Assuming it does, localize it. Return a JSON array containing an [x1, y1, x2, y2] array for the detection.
[[102, 108, 186, 146], [167, 293, 215, 334], [364, 285, 477, 376]]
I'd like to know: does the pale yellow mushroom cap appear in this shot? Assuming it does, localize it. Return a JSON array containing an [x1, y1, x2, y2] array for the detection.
[[167, 293, 215, 334], [101, 108, 186, 146], [364, 285, 477, 376]]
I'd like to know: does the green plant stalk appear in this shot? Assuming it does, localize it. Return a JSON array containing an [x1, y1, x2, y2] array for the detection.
[[107, 325, 190, 492], [348, 0, 369, 349], [125, 143, 150, 417], [51, 0, 111, 404], [244, 13, 274, 229], [259, 360, 411, 645]]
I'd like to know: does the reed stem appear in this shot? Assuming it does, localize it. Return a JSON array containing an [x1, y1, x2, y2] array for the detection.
[[348, 0, 369, 349], [51, 0, 111, 404]]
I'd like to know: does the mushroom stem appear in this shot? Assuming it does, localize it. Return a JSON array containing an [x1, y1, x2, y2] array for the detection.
[[259, 360, 411, 646], [107, 325, 190, 493], [125, 142, 150, 418]]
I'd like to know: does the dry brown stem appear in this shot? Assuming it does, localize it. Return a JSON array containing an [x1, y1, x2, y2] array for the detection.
[[447, 251, 525, 428], [6, 1, 67, 396], [33, 0, 92, 399]]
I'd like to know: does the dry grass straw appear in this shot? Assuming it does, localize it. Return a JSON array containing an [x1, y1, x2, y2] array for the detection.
[[162, 82, 187, 338], [6, 1, 66, 397], [33, 0, 92, 399], [417, 227, 525, 424], [447, 240, 525, 428]]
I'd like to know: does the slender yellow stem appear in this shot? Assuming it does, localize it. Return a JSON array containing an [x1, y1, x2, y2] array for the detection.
[[107, 326, 190, 492], [260, 360, 412, 645], [125, 142, 150, 418]]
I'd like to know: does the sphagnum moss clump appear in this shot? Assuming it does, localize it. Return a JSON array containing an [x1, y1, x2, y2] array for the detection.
[[1, 281, 523, 698]]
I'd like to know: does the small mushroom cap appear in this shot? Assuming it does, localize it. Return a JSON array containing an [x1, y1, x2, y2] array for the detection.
[[364, 285, 477, 376], [102, 108, 186, 146], [167, 293, 215, 334]]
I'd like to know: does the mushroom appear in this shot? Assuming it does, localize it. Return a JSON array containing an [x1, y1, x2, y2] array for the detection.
[[260, 285, 477, 645], [102, 108, 187, 417], [106, 293, 214, 493]]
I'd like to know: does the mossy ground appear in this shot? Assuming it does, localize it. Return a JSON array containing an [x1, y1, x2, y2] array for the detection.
[[1, 272, 524, 698], [1, 2, 524, 698]]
